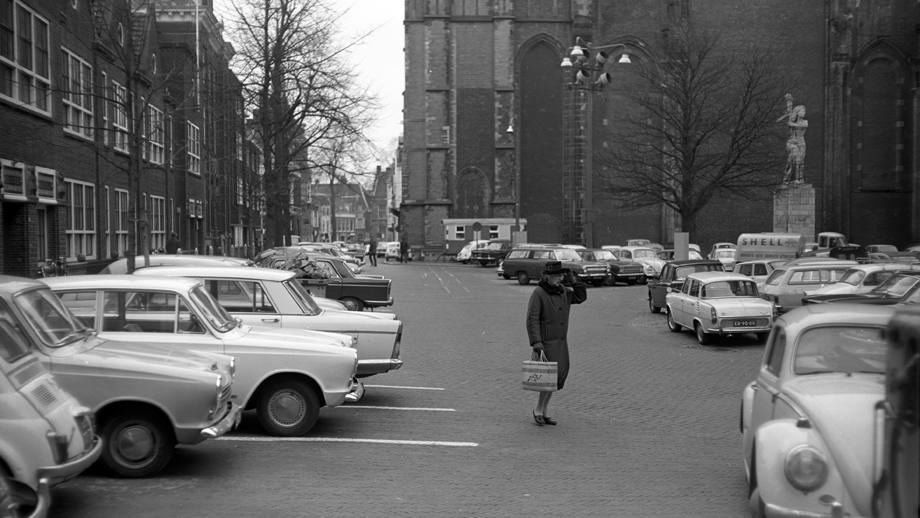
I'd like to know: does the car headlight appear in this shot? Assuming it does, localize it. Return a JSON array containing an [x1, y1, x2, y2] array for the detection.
[[784, 445, 828, 491], [209, 375, 223, 420], [645, 265, 655, 275], [710, 307, 718, 324]]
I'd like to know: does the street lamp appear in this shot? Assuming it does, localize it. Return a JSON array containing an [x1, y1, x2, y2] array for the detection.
[[562, 37, 630, 248], [506, 118, 522, 245]]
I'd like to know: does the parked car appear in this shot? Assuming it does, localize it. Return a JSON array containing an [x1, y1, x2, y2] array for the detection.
[[0, 275, 239, 477], [471, 239, 513, 266], [657, 249, 703, 261], [864, 244, 898, 254], [100, 254, 254, 274], [802, 263, 919, 298], [741, 304, 894, 518], [733, 259, 788, 287], [646, 260, 724, 313], [665, 272, 775, 344], [497, 246, 606, 286], [872, 306, 919, 518], [384, 241, 401, 261], [456, 239, 490, 264], [0, 337, 102, 514], [576, 248, 644, 286], [562, 249, 612, 286], [272, 245, 363, 273], [44, 274, 359, 437], [624, 239, 650, 247], [759, 260, 857, 312], [258, 252, 393, 311], [133, 266, 404, 379], [802, 272, 920, 306], [710, 248, 737, 272], [345, 243, 366, 262], [617, 246, 666, 283], [707, 242, 736, 259]]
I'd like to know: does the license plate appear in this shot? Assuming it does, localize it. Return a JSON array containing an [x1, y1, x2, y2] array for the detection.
[[733, 319, 759, 327]]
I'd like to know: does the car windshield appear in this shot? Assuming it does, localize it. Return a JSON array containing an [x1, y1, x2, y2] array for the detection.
[[633, 248, 657, 259], [675, 264, 723, 279], [794, 326, 886, 375], [714, 249, 736, 259], [13, 288, 89, 348], [764, 269, 786, 286], [869, 275, 920, 297], [188, 285, 238, 331], [769, 260, 788, 269], [839, 269, 867, 286], [701, 280, 759, 298], [593, 250, 616, 261], [554, 249, 582, 261], [284, 280, 321, 315], [485, 242, 505, 250]]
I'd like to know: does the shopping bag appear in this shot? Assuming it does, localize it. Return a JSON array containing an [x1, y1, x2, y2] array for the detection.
[[522, 350, 558, 392]]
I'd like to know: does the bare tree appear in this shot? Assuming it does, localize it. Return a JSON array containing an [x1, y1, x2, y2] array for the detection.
[[227, 0, 377, 248], [596, 28, 793, 237]]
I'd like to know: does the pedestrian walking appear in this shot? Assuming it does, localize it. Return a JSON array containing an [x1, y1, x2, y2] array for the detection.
[[368, 238, 378, 266], [165, 233, 180, 254], [525, 261, 587, 426], [399, 237, 409, 263]]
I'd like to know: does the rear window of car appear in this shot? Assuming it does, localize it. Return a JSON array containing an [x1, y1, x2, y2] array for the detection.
[[764, 269, 786, 286], [794, 326, 886, 375], [506, 250, 529, 259], [701, 280, 758, 298], [787, 268, 848, 285]]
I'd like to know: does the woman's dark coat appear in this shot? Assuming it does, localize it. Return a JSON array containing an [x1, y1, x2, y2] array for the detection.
[[526, 281, 587, 389]]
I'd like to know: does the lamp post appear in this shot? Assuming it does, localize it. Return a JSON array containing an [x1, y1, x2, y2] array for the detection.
[[561, 37, 630, 248], [506, 118, 523, 245]]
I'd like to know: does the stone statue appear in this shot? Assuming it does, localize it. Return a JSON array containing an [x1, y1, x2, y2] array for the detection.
[[777, 93, 807, 185]]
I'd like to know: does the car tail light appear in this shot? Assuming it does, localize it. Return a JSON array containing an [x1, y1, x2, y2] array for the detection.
[[784, 445, 828, 491], [46, 432, 68, 464]]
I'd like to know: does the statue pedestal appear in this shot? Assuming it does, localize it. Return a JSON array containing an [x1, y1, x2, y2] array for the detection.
[[773, 184, 815, 240]]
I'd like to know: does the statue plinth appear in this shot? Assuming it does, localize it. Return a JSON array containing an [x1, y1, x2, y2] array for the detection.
[[773, 183, 815, 241]]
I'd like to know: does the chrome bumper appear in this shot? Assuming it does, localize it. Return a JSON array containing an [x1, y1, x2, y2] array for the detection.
[[37, 435, 103, 482], [365, 297, 394, 308], [199, 402, 242, 440], [765, 501, 849, 518], [345, 378, 366, 403], [357, 358, 403, 376]]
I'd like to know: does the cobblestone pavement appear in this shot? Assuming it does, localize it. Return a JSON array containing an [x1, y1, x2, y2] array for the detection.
[[50, 261, 764, 518]]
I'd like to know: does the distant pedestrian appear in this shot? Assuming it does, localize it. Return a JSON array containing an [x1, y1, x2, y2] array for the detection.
[[368, 238, 378, 266], [399, 238, 409, 263], [526, 261, 586, 426], [165, 233, 180, 254]]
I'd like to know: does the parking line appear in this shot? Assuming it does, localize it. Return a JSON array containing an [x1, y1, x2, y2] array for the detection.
[[217, 437, 477, 447], [364, 385, 444, 390], [338, 406, 455, 411]]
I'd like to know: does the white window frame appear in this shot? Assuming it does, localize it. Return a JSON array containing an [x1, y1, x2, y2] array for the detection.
[[187, 121, 200, 174], [454, 225, 465, 240], [150, 194, 165, 250], [489, 225, 499, 239], [60, 47, 93, 138], [100, 71, 109, 146], [65, 179, 96, 260], [0, 0, 51, 113], [115, 188, 129, 255], [112, 80, 129, 152], [104, 185, 110, 259], [148, 105, 164, 164]]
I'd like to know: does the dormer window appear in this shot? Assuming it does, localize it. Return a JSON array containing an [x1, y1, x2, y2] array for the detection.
[[116, 23, 124, 46], [151, 54, 157, 75]]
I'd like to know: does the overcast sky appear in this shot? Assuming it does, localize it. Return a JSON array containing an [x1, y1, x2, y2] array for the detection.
[[213, 0, 405, 161]]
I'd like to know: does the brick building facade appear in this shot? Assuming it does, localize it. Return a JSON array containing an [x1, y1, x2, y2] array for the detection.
[[401, 0, 918, 251]]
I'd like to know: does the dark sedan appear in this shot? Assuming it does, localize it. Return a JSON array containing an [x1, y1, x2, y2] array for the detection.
[[577, 248, 644, 286], [647, 260, 724, 313], [803, 272, 920, 306]]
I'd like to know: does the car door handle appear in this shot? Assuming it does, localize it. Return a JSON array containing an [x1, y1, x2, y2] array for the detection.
[[261, 318, 280, 323]]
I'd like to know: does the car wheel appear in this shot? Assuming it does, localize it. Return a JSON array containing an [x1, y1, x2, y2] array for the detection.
[[627, 278, 637, 285], [0, 464, 37, 514], [517, 272, 530, 285], [341, 297, 364, 311], [648, 293, 660, 314], [257, 379, 320, 437], [591, 279, 604, 287], [638, 275, 647, 285], [666, 309, 682, 332], [99, 409, 176, 477], [604, 274, 617, 286], [695, 322, 714, 345], [479, 260, 489, 267]]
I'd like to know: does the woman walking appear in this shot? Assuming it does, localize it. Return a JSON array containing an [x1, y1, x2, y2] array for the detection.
[[526, 261, 587, 425]]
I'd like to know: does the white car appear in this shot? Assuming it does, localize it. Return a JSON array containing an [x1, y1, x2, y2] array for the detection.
[[618, 246, 666, 283], [385, 241, 401, 261], [760, 261, 857, 312], [711, 248, 737, 271], [665, 271, 775, 344], [734, 259, 788, 290], [456, 240, 490, 263], [43, 275, 359, 437], [133, 266, 404, 380], [803, 263, 920, 297]]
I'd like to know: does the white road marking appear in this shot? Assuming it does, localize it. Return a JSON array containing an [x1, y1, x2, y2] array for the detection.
[[338, 406, 455, 411], [217, 437, 477, 447], [364, 385, 445, 390]]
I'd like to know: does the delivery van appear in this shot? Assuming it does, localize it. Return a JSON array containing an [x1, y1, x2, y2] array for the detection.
[[735, 233, 806, 263]]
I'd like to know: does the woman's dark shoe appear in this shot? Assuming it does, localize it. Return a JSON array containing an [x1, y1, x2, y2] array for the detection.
[[543, 416, 557, 426], [532, 410, 545, 426]]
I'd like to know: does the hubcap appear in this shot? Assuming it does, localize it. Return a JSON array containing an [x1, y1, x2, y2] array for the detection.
[[116, 425, 155, 462], [269, 390, 306, 427]]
